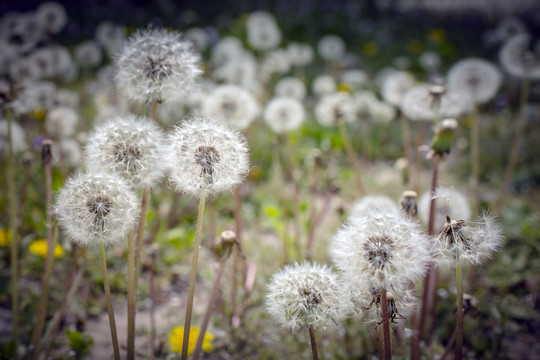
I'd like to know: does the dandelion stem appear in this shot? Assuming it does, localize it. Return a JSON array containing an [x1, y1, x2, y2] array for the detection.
[[181, 190, 207, 360], [381, 289, 392, 360], [338, 119, 365, 196], [6, 109, 19, 358], [497, 77, 530, 215], [150, 99, 159, 122], [401, 115, 414, 188], [192, 251, 229, 360], [455, 260, 464, 360], [127, 229, 136, 360], [149, 246, 158, 360], [99, 242, 121, 360], [230, 186, 242, 326], [30, 226, 59, 360], [30, 141, 56, 359], [308, 325, 320, 360]]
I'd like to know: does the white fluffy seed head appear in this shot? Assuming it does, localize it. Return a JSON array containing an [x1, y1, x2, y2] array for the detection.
[[203, 85, 260, 130], [246, 11, 281, 51], [85, 114, 166, 190], [499, 33, 540, 80], [286, 42, 314, 67], [447, 58, 502, 104], [315, 92, 357, 126], [55, 171, 139, 247], [0, 119, 28, 156], [115, 28, 202, 104], [418, 187, 471, 233], [401, 84, 472, 122], [165, 117, 250, 197], [331, 208, 430, 290], [46, 106, 79, 138], [266, 262, 350, 331], [432, 213, 503, 270], [311, 75, 336, 97], [317, 35, 345, 61], [263, 97, 305, 133], [349, 196, 399, 219], [381, 71, 416, 107], [274, 77, 306, 100]]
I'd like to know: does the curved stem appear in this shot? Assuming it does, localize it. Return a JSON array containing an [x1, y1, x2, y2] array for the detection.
[[455, 261, 464, 360], [192, 258, 228, 360], [99, 243, 121, 360], [181, 190, 207, 360], [338, 119, 365, 196], [308, 325, 320, 360]]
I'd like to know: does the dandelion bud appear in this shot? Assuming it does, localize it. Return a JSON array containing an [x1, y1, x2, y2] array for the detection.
[[266, 262, 349, 331], [400, 190, 418, 217], [430, 118, 458, 157], [165, 117, 250, 197], [217, 230, 236, 260], [41, 139, 53, 165], [55, 172, 139, 247]]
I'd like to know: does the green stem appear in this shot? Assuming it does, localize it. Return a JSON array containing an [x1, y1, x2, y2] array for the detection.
[[381, 289, 392, 360], [127, 230, 136, 360], [308, 325, 320, 360], [338, 119, 365, 196], [30, 225, 59, 360], [99, 242, 121, 360], [6, 109, 18, 358], [181, 190, 207, 360], [455, 261, 464, 360]]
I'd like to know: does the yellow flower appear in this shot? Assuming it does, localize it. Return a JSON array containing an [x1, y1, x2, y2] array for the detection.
[[336, 83, 352, 93], [168, 326, 214, 355], [29, 239, 64, 258], [428, 29, 446, 44], [362, 41, 379, 56], [0, 229, 12, 247]]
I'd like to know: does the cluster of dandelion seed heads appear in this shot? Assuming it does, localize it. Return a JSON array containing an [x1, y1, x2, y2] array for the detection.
[[263, 97, 305, 133], [266, 262, 349, 331], [85, 114, 166, 190], [55, 172, 139, 247], [433, 213, 503, 269], [331, 209, 430, 290], [115, 28, 202, 104], [165, 117, 250, 197], [447, 58, 502, 104]]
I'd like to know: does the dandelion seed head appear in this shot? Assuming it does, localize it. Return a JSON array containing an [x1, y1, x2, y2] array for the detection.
[[85, 114, 166, 190], [433, 213, 503, 269], [315, 92, 356, 127], [55, 171, 139, 247], [418, 187, 471, 233], [165, 117, 250, 197], [263, 97, 305, 133], [401, 84, 471, 122], [331, 208, 430, 290], [36, 2, 67, 34], [274, 77, 306, 100], [75, 40, 103, 68], [349, 196, 399, 219], [286, 42, 314, 67], [115, 28, 202, 104], [381, 71, 416, 107], [0, 119, 28, 156], [203, 85, 259, 130], [341, 69, 368, 91], [246, 11, 281, 51], [317, 35, 345, 62], [45, 106, 79, 138], [499, 33, 540, 79], [447, 58, 502, 104], [266, 262, 349, 331], [311, 75, 336, 97], [213, 52, 258, 89]]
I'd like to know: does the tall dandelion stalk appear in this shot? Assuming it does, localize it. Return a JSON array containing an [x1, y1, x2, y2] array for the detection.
[[165, 118, 249, 360], [55, 172, 140, 360]]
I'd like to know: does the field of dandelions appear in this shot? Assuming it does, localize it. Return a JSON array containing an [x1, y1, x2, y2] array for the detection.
[[1, 2, 540, 359]]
